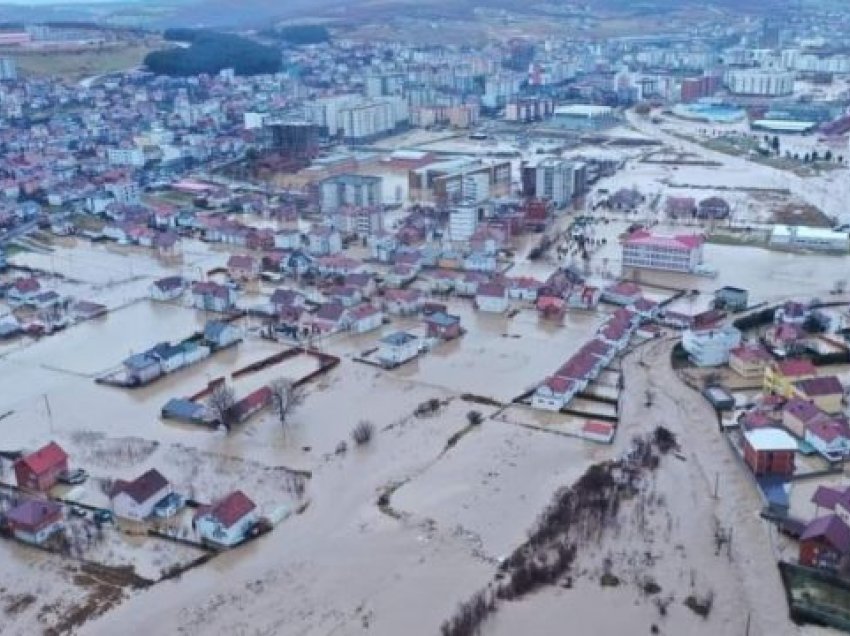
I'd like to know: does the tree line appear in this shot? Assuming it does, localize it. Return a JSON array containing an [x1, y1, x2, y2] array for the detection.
[[145, 29, 281, 77]]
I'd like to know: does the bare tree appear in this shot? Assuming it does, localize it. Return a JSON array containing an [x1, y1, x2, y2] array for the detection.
[[269, 378, 305, 435], [208, 383, 236, 431], [351, 420, 375, 446]]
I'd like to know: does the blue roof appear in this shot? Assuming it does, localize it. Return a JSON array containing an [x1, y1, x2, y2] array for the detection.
[[757, 476, 790, 509], [162, 398, 203, 419], [427, 311, 460, 327], [124, 352, 158, 369]]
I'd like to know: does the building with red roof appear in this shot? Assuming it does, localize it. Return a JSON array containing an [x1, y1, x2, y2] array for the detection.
[[2, 499, 64, 545], [799, 515, 850, 569], [729, 343, 773, 379], [14, 442, 69, 492], [194, 490, 258, 547], [621, 229, 704, 273], [792, 376, 845, 414], [764, 359, 818, 397]]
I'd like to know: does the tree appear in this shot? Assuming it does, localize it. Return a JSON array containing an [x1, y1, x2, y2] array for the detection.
[[351, 420, 375, 446], [269, 378, 305, 435], [466, 410, 484, 426], [771, 135, 780, 153], [208, 383, 236, 431], [825, 149, 833, 162]]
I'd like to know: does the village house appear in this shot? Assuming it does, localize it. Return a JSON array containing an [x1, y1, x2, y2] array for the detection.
[[728, 343, 773, 379], [227, 254, 259, 281], [71, 301, 107, 322], [194, 490, 258, 548], [632, 297, 660, 320], [602, 281, 642, 306], [463, 251, 497, 273], [742, 428, 797, 477], [799, 515, 850, 570], [344, 272, 377, 298], [14, 442, 69, 492], [203, 321, 241, 349], [475, 282, 509, 313], [682, 326, 742, 367], [567, 285, 602, 310], [805, 417, 850, 460], [537, 297, 566, 323], [776, 300, 811, 325], [270, 288, 305, 314], [370, 233, 398, 262], [378, 331, 419, 367], [764, 323, 807, 353], [455, 271, 489, 297], [191, 281, 237, 313], [312, 303, 351, 333], [2, 500, 64, 545], [273, 229, 302, 250], [811, 486, 850, 522], [783, 398, 831, 438], [383, 289, 423, 316], [764, 359, 818, 397], [122, 352, 163, 385], [424, 311, 462, 340], [315, 255, 363, 277], [7, 277, 41, 306], [507, 277, 542, 302], [426, 269, 460, 294], [349, 304, 384, 334], [384, 264, 418, 289], [110, 469, 173, 521], [305, 227, 342, 256], [582, 420, 616, 444], [666, 196, 696, 218], [792, 376, 845, 414], [532, 376, 579, 411], [150, 276, 186, 302]]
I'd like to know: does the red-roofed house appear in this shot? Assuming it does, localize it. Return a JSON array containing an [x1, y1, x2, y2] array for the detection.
[[621, 230, 704, 273], [729, 344, 773, 379], [110, 469, 173, 521], [601, 281, 642, 306], [475, 283, 508, 313], [799, 515, 850, 569], [2, 499, 64, 545], [194, 490, 258, 547], [349, 303, 383, 334], [793, 376, 845, 414], [532, 376, 579, 411], [14, 442, 69, 492], [765, 359, 818, 397], [805, 417, 850, 460], [582, 420, 615, 444], [227, 254, 259, 281]]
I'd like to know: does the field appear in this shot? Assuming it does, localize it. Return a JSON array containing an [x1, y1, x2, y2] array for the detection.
[[11, 43, 160, 81]]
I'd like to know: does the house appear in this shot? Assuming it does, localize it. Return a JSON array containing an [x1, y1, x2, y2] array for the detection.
[[123, 352, 163, 385], [683, 327, 742, 367], [71, 301, 107, 321], [742, 428, 797, 476], [424, 311, 462, 340], [632, 297, 659, 319], [305, 227, 342, 256], [227, 255, 259, 281], [507, 277, 542, 301], [602, 281, 642, 306], [532, 376, 579, 411], [270, 288, 305, 313], [598, 316, 633, 351], [274, 229, 302, 250], [805, 417, 850, 460], [150, 276, 186, 301], [194, 490, 258, 547], [714, 286, 748, 312], [7, 277, 41, 306], [475, 283, 508, 313], [776, 301, 810, 325], [537, 297, 566, 323], [799, 515, 850, 570], [783, 398, 830, 438], [765, 323, 806, 352], [464, 252, 497, 273], [621, 230, 704, 274], [666, 196, 696, 218], [764, 359, 818, 397], [793, 376, 845, 414], [191, 281, 237, 313], [110, 469, 172, 521], [203, 321, 241, 349], [2, 500, 64, 545], [312, 303, 350, 333], [230, 387, 273, 424], [349, 304, 383, 334], [697, 196, 731, 219], [14, 442, 69, 492], [582, 420, 616, 443], [567, 285, 601, 310], [344, 272, 377, 298], [384, 264, 418, 288], [378, 331, 419, 367], [728, 343, 772, 379], [383, 289, 423, 315]]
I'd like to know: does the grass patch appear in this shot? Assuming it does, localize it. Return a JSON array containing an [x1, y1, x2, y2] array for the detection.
[[15, 43, 160, 80]]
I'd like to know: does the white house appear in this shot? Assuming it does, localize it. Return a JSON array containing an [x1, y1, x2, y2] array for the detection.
[[682, 326, 742, 367], [532, 376, 578, 411], [150, 276, 186, 301], [203, 321, 241, 348], [110, 469, 172, 521], [194, 490, 258, 548], [378, 331, 419, 367], [475, 282, 509, 313], [349, 304, 384, 334]]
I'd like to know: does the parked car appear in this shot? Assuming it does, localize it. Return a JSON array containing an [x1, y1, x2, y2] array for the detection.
[[57, 468, 88, 485], [153, 492, 183, 518]]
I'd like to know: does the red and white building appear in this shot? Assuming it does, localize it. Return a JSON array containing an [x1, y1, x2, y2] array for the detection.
[[14, 442, 69, 492], [621, 230, 704, 274]]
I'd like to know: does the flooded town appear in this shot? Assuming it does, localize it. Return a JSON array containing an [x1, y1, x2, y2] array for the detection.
[[1, 2, 850, 635]]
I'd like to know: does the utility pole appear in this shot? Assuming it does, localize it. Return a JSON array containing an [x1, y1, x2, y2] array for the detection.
[[43, 393, 53, 434]]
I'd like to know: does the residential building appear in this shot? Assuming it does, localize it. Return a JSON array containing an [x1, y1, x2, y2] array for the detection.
[[150, 276, 186, 301], [793, 376, 845, 414], [424, 311, 462, 340], [3, 500, 63, 545], [725, 68, 794, 96], [475, 283, 509, 313], [532, 376, 579, 411], [729, 343, 772, 378], [319, 174, 382, 213], [378, 331, 419, 367], [682, 327, 742, 367], [0, 57, 17, 81], [621, 230, 704, 273], [191, 281, 237, 313], [534, 158, 575, 208], [194, 490, 258, 547], [14, 442, 69, 492], [742, 428, 797, 476], [764, 359, 818, 397], [349, 304, 383, 334], [770, 225, 850, 253], [110, 469, 173, 521], [449, 206, 479, 243], [799, 515, 850, 569], [203, 321, 241, 349]]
